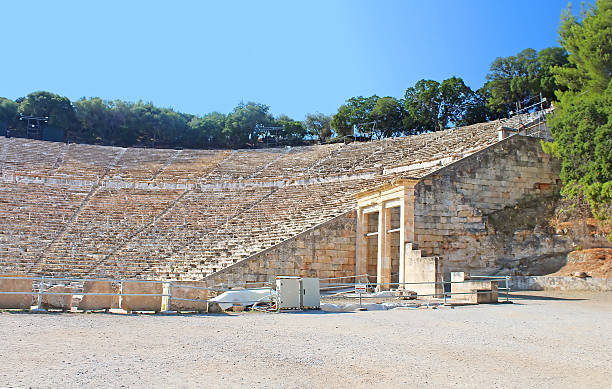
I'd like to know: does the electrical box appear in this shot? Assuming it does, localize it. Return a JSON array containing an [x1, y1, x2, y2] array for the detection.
[[300, 278, 320, 309], [276, 276, 301, 309]]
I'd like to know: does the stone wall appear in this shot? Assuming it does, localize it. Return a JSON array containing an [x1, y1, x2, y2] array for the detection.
[[413, 135, 563, 275], [511, 275, 612, 291], [203, 211, 357, 287]]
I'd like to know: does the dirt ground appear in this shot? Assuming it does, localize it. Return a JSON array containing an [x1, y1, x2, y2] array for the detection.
[[550, 248, 612, 278], [1, 291, 611, 388]]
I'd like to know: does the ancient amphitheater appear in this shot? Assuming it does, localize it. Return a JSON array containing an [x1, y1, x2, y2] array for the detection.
[[0, 113, 563, 286]]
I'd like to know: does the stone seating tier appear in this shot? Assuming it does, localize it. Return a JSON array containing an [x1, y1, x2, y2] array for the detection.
[[0, 116, 520, 280], [1, 119, 501, 183]]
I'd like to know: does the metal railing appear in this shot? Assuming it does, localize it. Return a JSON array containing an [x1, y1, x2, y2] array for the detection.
[[0, 275, 275, 310], [0, 273, 513, 312], [319, 274, 511, 303]]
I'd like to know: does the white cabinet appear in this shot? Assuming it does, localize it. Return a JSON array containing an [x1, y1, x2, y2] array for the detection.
[[276, 277, 301, 309], [300, 278, 320, 309], [275, 276, 321, 309]]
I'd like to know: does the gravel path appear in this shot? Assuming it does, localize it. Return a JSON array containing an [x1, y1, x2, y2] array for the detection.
[[1, 291, 611, 388]]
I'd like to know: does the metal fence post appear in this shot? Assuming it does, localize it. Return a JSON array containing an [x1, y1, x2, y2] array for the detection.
[[37, 276, 44, 309], [505, 275, 510, 302]]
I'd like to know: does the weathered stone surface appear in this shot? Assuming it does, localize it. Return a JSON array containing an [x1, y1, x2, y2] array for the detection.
[[41, 285, 73, 310], [511, 275, 612, 291], [78, 281, 120, 311], [403, 247, 442, 297], [413, 136, 563, 276], [451, 272, 498, 303], [207, 302, 224, 313], [0, 275, 33, 309], [169, 281, 208, 312], [204, 211, 357, 287], [120, 281, 162, 312]]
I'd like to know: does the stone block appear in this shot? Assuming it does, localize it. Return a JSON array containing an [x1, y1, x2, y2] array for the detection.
[[452, 275, 499, 304], [78, 281, 120, 311], [468, 282, 499, 304], [120, 281, 163, 312], [404, 255, 442, 297], [0, 275, 33, 309], [169, 281, 208, 312], [41, 285, 73, 311]]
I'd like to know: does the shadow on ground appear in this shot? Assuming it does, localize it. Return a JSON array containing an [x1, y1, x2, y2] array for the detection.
[[510, 293, 588, 301]]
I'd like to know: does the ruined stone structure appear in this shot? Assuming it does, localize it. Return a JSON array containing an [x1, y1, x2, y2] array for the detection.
[[0, 111, 578, 286]]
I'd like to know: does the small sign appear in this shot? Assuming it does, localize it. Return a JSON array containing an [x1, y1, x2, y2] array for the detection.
[[355, 284, 367, 293]]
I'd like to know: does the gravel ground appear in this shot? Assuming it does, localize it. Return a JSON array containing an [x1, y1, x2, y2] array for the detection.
[[1, 291, 611, 388]]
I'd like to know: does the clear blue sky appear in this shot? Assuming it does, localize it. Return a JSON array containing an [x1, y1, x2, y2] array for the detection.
[[2, 1, 574, 120]]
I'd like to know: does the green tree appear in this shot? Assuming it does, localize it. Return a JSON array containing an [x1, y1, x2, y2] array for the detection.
[[538, 46, 570, 100], [546, 0, 612, 221], [485, 48, 539, 115], [330, 104, 353, 138], [404, 77, 475, 132], [331, 95, 379, 138], [460, 86, 498, 126], [188, 112, 227, 148], [275, 114, 307, 145], [370, 97, 404, 138], [74, 97, 113, 143], [223, 102, 273, 148], [0, 97, 18, 129], [18, 91, 78, 132], [484, 47, 569, 116], [305, 112, 332, 141], [404, 79, 441, 132], [439, 77, 476, 127]]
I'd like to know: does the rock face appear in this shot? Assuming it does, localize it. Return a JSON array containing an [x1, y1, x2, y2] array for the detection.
[[41, 285, 73, 310], [550, 248, 612, 278], [78, 281, 120, 311]]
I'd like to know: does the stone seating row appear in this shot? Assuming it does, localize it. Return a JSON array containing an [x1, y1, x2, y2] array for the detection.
[[36, 188, 186, 273], [0, 183, 89, 267], [0, 116, 504, 184], [2, 175, 382, 277], [156, 176, 394, 280]]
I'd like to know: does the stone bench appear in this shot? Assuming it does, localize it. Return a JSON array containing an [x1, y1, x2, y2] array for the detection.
[[451, 272, 499, 304]]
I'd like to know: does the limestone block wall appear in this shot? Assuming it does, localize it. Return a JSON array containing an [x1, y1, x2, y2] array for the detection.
[[511, 275, 612, 291], [413, 135, 561, 275], [203, 211, 357, 287]]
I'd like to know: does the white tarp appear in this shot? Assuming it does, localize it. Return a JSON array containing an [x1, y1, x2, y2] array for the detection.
[[209, 288, 275, 310]]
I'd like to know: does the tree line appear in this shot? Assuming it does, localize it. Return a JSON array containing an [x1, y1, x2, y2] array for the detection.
[[0, 95, 324, 149], [330, 46, 569, 140], [0, 46, 570, 148]]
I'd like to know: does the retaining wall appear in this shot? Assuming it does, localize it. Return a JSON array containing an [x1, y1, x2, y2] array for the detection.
[[511, 276, 612, 291], [204, 211, 357, 287], [413, 135, 563, 275]]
